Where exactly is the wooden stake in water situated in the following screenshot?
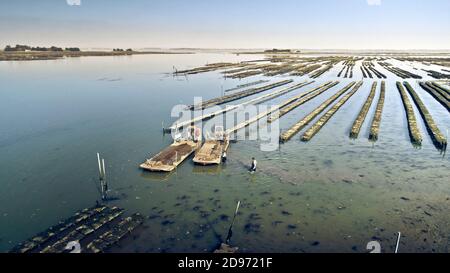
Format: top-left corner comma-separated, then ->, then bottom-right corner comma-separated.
101,158 -> 108,200
97,153 -> 103,180
395,232 -> 401,253
102,159 -> 106,180
225,201 -> 241,244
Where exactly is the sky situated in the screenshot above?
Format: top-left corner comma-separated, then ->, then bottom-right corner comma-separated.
1,0 -> 450,50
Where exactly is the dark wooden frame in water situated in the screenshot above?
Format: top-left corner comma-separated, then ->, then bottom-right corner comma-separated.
86,213 -> 144,253
40,207 -> 124,253
8,205 -> 146,254
9,205 -> 109,253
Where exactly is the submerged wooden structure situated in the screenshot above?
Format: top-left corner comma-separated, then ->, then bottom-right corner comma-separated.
369,81 -> 386,141
86,213 -> 144,253
403,82 -> 447,150
175,62 -> 249,75
279,81 -> 357,142
223,82 -> 338,135
396,82 -> 422,146
301,81 -> 364,141
10,205 -> 143,253
10,206 -> 108,253
349,82 -> 377,139
40,207 -> 124,253
167,81 -> 313,132
224,80 -> 269,92
268,81 -> 339,123
188,79 -> 292,110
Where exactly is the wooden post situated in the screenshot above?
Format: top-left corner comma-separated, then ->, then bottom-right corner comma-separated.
97,153 -> 103,179
101,158 -> 107,201
225,201 -> 241,244
395,232 -> 401,253
102,159 -> 106,180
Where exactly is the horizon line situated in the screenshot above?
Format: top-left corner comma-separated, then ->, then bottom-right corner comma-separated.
2,45 -> 450,52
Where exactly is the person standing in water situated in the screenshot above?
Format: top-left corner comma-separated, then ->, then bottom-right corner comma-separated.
249,157 -> 257,172
222,151 -> 227,163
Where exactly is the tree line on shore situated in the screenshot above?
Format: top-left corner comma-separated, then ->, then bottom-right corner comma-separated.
113,48 -> 133,52
2,45 -> 134,52
4,44 -> 81,52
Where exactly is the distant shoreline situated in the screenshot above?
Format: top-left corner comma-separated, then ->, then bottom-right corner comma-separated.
1,48 -> 449,62
0,50 -> 194,61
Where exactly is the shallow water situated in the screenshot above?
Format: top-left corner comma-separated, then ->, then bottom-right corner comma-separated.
0,53 -> 449,253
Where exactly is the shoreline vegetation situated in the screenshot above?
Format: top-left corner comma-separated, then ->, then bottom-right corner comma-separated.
0,44 -> 193,61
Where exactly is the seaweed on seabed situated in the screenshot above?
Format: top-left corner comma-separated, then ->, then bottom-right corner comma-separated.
248,213 -> 262,220
244,223 -> 261,234
177,195 -> 190,200
161,220 -> 175,226
199,211 -> 210,218
281,210 -> 292,216
272,220 -> 283,226
148,214 -> 161,220
322,159 -> 333,167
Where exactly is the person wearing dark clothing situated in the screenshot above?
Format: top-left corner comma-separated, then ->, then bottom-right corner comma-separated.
222,151 -> 227,163
249,157 -> 257,172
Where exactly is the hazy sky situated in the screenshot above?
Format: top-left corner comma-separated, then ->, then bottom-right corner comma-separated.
1,0 -> 450,50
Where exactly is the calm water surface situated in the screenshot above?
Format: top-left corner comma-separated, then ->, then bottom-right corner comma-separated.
0,54 -> 449,253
